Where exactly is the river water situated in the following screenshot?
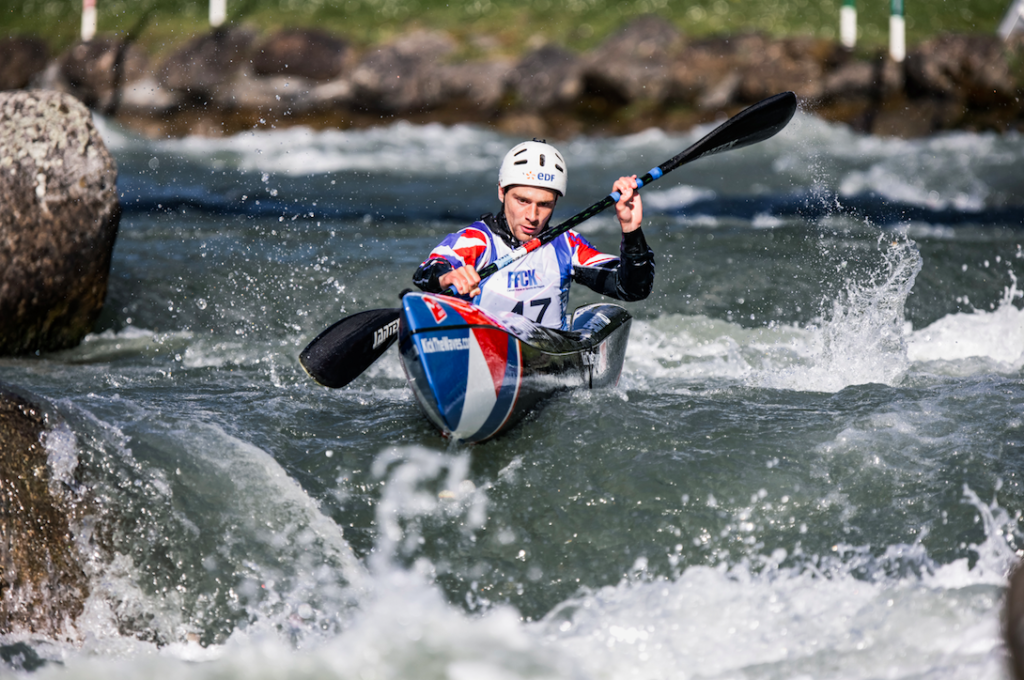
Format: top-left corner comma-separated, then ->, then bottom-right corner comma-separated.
2,109 -> 1023,678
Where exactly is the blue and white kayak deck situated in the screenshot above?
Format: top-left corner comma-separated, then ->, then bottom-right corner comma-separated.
398,292 -> 632,443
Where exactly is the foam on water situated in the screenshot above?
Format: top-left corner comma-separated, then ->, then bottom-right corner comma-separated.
9,408 -> 371,666
625,235 -> 925,393
772,114 -> 1022,212
95,117 -> 506,177
25,112 -> 1019,680
908,271 -> 1024,370
15,446 -> 1018,680
641,184 -> 718,213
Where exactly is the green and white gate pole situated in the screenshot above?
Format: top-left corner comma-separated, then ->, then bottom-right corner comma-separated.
210,0 -> 226,27
840,0 -> 857,48
889,0 -> 906,62
81,0 -> 96,40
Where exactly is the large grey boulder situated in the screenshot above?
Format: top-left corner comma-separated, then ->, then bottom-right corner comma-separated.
0,90 -> 119,355
0,383 -> 88,636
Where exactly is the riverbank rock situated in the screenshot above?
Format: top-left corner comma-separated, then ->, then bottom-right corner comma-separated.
0,36 -> 49,90
46,37 -> 149,115
252,27 -> 353,81
159,27 -> 255,103
0,90 -> 120,356
0,384 -> 88,637
438,59 -> 512,114
509,44 -> 582,111
906,33 -> 1018,104
349,30 -> 457,113
7,25 -> 1023,137
581,15 -> 684,107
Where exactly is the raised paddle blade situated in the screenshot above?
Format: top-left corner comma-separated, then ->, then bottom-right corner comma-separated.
661,91 -> 797,172
299,308 -> 401,388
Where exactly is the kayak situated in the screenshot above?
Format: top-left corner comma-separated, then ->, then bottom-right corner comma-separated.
398,291 -> 632,443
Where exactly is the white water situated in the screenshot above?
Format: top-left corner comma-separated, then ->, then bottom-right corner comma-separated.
11,442 -> 1017,680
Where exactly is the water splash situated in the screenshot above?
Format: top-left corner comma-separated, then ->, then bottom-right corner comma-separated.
752,234 -> 923,392
908,270 -> 1024,369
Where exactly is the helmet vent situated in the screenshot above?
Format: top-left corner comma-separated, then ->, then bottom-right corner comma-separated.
539,154 -> 546,167
513,159 -> 527,166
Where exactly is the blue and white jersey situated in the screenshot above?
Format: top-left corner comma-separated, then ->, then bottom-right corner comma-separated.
422,220 -> 619,329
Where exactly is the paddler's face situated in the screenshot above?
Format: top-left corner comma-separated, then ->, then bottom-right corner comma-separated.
499,185 -> 559,242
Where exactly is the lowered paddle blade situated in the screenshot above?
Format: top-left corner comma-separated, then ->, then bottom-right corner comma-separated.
299,308 -> 401,388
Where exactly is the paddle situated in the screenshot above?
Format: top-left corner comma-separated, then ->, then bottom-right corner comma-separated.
299,91 -> 798,388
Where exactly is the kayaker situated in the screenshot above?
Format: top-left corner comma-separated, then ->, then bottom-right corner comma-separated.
412,140 -> 654,329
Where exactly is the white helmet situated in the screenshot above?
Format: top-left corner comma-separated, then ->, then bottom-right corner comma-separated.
498,139 -> 567,196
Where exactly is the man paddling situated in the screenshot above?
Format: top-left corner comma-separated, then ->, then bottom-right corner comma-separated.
412,140 -> 655,330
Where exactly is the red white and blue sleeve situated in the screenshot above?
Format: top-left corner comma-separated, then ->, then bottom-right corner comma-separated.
569,228 -> 655,301
413,225 -> 491,293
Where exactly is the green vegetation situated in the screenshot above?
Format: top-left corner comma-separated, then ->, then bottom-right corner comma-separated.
2,0 -> 1011,59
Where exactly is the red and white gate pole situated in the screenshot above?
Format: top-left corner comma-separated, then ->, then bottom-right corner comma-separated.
81,0 -> 97,41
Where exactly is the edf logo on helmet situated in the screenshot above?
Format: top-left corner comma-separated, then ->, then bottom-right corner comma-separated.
523,170 -> 558,183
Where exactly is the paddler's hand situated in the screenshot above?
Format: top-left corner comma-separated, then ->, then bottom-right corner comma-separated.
613,175 -> 643,234
439,265 -> 482,297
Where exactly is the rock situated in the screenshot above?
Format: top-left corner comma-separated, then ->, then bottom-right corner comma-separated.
1008,561 -> 1024,680
439,60 -> 512,113
13,25 -> 1022,138
581,15 -> 683,106
668,34 -> 764,109
252,27 -> 352,82
0,90 -> 120,355
52,37 -> 149,114
217,69 -> 314,111
159,27 -> 255,102
0,36 -> 49,90
349,30 -> 456,113
823,59 -> 877,99
698,71 -> 743,111
118,76 -> 180,112
868,97 -> 966,137
906,33 -> 1018,105
509,44 -> 582,111
308,78 -> 355,107
0,383 -> 88,637
737,36 -> 839,103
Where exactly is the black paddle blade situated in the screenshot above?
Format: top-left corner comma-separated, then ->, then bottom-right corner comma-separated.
299,308 -> 401,388
663,91 -> 797,172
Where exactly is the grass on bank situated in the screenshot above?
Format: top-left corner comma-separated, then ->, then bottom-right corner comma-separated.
1,0 -> 1013,61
